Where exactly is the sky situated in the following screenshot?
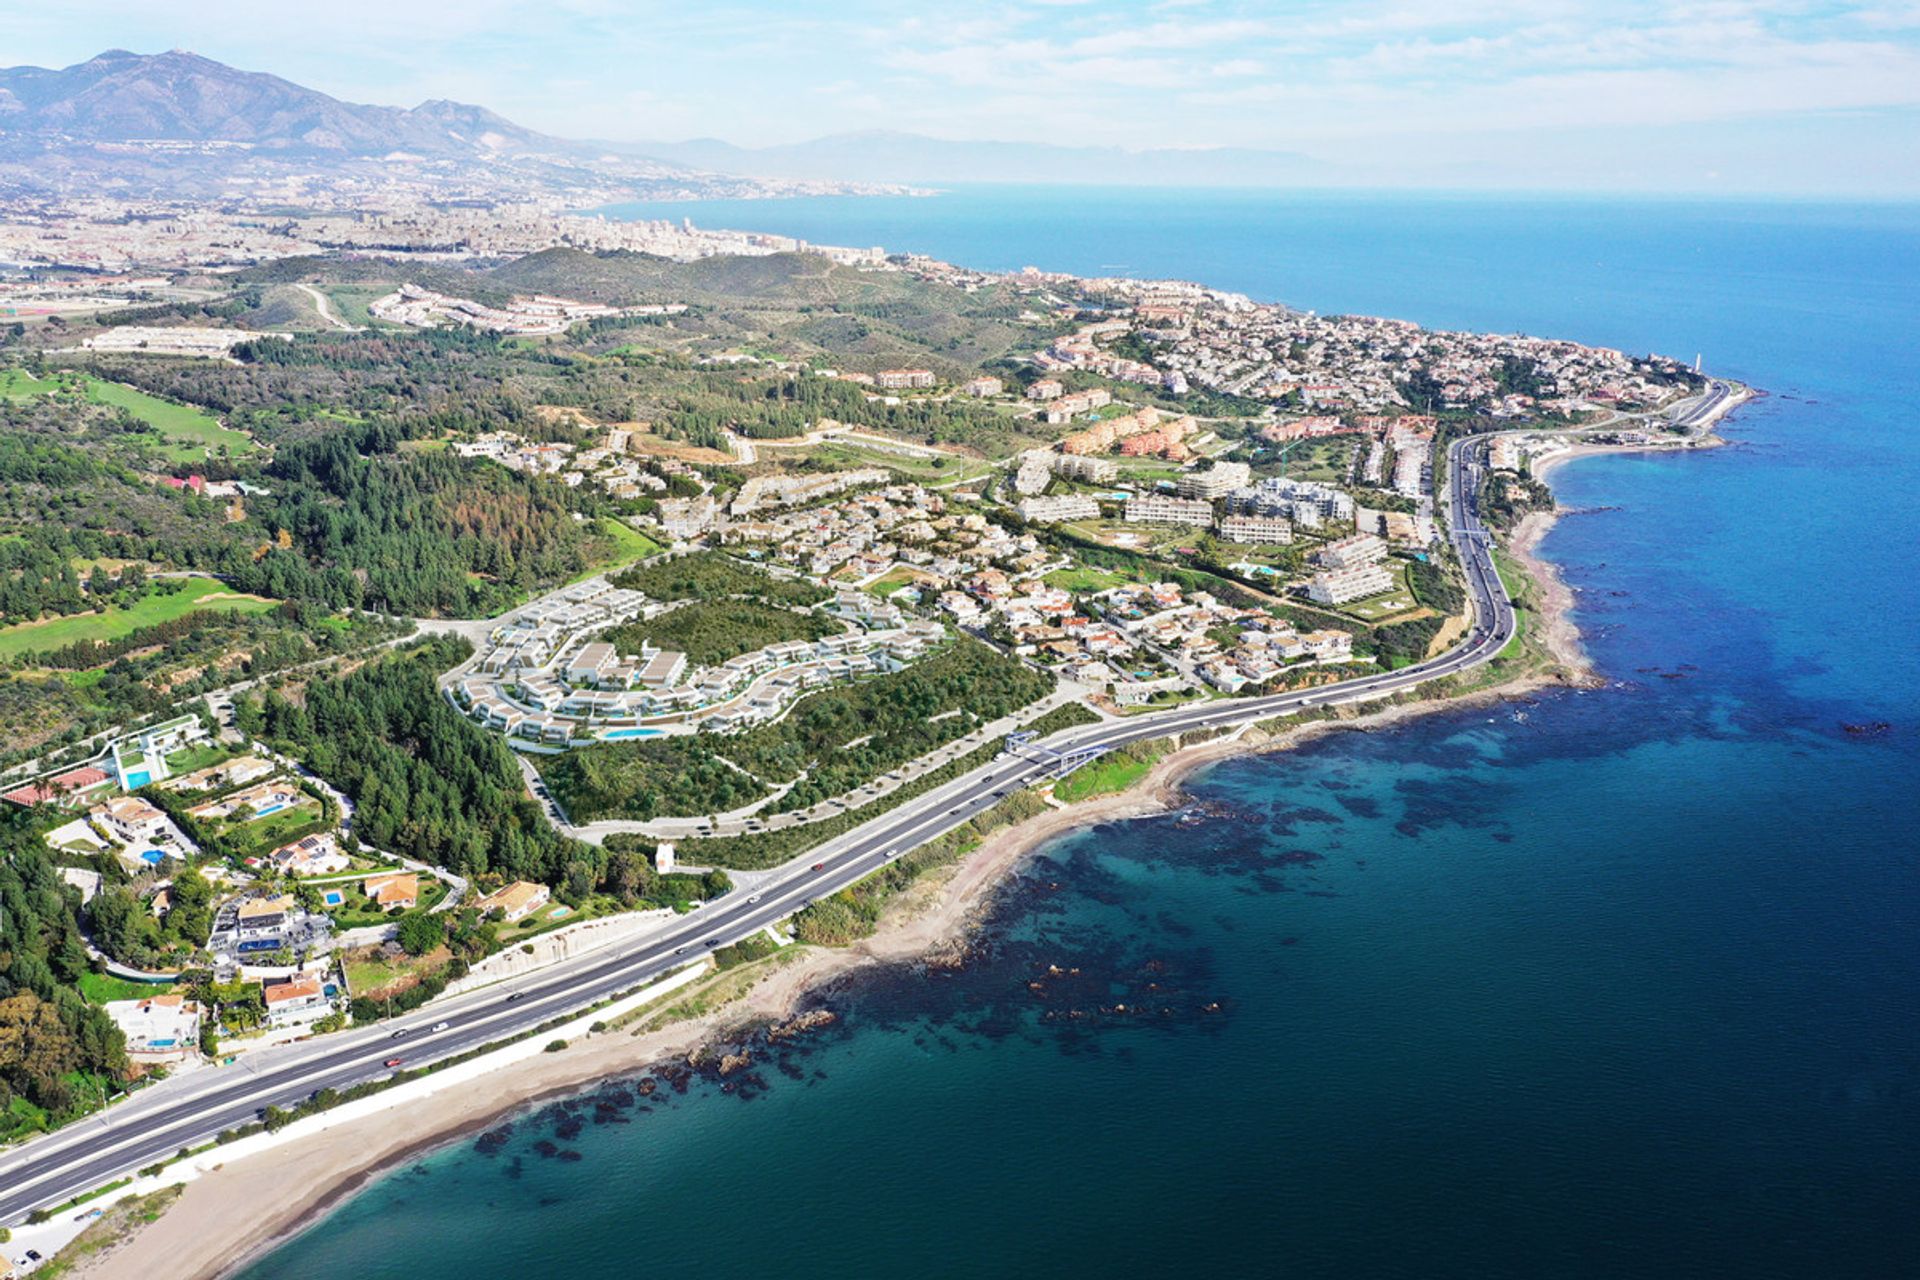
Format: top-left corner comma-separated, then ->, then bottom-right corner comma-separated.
4,0 -> 1919,194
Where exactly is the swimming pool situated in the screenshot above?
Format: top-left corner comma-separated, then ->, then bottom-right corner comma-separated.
140,849 -> 167,865
123,770 -> 152,790
322,890 -> 345,907
251,802 -> 288,817
146,1038 -> 176,1050
601,728 -> 661,740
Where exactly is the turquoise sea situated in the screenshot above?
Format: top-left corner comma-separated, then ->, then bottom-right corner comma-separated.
241,191 -> 1920,1279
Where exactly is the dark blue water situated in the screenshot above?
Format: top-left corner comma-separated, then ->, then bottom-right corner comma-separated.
241,193 -> 1920,1279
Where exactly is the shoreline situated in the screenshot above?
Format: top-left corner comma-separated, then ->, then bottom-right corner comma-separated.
65,408 -> 1741,1280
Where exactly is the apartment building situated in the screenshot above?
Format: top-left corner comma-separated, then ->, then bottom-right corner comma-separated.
1124,494 -> 1215,526
1307,563 -> 1395,605
1216,514 -> 1293,544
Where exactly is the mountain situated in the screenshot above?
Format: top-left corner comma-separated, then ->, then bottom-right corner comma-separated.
0,49 -> 557,157
0,50 -> 889,201
627,130 -> 1334,188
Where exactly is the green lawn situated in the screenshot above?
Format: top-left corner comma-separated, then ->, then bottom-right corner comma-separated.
604,598 -> 836,666
1045,565 -> 1139,593
0,368 -> 63,398
84,379 -> 256,460
0,578 -> 280,659
1053,741 -> 1166,803
592,518 -> 666,567
78,972 -> 174,1005
862,567 -> 930,597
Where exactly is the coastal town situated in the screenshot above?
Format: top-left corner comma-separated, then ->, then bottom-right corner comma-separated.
0,147 -> 1728,1278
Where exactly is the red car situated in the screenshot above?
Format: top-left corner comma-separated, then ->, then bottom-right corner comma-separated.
811,862 -> 826,871
384,1057 -> 405,1068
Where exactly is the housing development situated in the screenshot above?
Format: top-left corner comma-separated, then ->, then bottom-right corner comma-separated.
0,161 -> 1720,1265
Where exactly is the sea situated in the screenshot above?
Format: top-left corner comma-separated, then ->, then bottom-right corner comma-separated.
239,189 -> 1920,1279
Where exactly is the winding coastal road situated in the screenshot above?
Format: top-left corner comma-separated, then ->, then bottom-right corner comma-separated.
0,388 -> 1734,1227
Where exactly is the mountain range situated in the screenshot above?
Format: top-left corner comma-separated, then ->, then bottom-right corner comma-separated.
0,49 -> 886,201
0,49 -> 1329,203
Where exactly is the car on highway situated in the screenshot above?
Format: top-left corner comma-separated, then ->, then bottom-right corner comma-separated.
811,862 -> 826,871
673,945 -> 688,953
390,1028 -> 410,1039
430,1021 -> 450,1033
748,894 -> 761,904
384,1057 -> 405,1068
504,992 -> 524,1003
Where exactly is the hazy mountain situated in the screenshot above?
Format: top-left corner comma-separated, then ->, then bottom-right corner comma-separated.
628,130 -> 1333,188
0,50 -> 893,201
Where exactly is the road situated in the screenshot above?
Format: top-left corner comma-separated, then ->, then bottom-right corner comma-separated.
0,427 -> 1522,1226
292,283 -> 361,332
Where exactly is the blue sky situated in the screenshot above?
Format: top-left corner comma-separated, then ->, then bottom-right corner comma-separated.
5,0 -> 1919,193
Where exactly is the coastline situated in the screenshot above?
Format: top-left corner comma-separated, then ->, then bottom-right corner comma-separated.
64,408 -> 1742,1280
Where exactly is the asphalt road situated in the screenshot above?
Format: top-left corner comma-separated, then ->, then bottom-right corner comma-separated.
0,428 -> 1526,1226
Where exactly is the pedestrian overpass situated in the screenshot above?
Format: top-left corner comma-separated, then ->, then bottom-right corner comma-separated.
1002,729 -> 1110,779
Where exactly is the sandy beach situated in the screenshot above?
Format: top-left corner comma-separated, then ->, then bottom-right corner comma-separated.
62,406 -> 1746,1280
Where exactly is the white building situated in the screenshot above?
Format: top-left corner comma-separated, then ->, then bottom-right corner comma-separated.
105,994 -> 202,1062
1216,514 -> 1293,544
1177,461 -> 1252,500
1315,533 -> 1388,571
1017,495 -> 1102,524
1124,494 -> 1215,526
1307,564 -> 1395,605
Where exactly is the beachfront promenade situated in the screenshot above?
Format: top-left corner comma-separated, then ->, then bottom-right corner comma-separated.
0,385 -> 1736,1228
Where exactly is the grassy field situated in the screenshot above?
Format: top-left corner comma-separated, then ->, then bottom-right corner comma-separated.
84,379 -> 256,460
1053,740 -> 1167,803
862,566 -> 933,597
0,578 -> 279,659
593,518 -> 666,566
77,972 -> 174,1005
1044,564 -> 1140,593
319,284 -> 400,328
802,440 -> 996,485
0,368 -> 63,397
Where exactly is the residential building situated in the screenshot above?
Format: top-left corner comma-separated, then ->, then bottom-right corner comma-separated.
261,973 -> 331,1027
1026,378 -> 1064,400
1177,461 -> 1252,500
1124,494 -> 1215,526
1315,533 -> 1388,571
1216,514 -> 1293,544
270,833 -> 349,877
91,796 -> 168,846
475,879 -> 550,922
1017,495 -> 1101,524
962,376 -> 1004,397
875,368 -> 936,390
364,872 -> 420,910
105,993 -> 202,1063
1307,564 -> 1395,605
1052,453 -> 1117,484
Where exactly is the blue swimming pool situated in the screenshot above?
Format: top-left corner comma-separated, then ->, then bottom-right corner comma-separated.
140,849 -> 166,865
123,770 -> 152,790
322,890 -> 345,907
601,728 -> 661,740
146,1038 -> 176,1049
252,802 -> 287,817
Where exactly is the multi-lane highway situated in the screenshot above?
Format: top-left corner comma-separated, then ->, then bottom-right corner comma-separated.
0,426 -> 1531,1226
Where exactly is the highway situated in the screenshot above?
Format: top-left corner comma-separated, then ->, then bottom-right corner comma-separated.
0,427 -> 1523,1226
